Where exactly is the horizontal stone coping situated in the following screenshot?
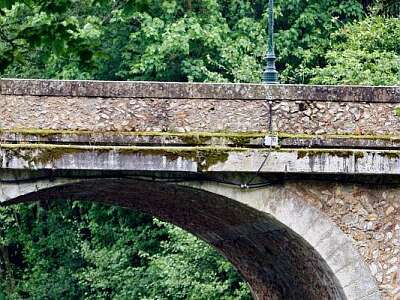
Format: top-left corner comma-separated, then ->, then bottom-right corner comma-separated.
1,79 -> 400,102
2,130 -> 400,149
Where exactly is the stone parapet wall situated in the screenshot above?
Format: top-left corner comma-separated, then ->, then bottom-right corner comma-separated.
273,101 -> 400,135
0,95 -> 266,132
1,96 -> 400,135
1,79 -> 400,135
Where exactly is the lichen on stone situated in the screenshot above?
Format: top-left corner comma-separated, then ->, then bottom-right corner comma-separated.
0,144 -> 240,171
296,149 -> 365,159
377,151 -> 400,159
394,107 -> 400,118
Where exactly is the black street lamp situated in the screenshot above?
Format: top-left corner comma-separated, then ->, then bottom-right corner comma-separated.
262,0 -> 279,84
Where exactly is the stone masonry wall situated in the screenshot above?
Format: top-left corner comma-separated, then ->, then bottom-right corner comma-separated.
288,182 -> 400,299
1,96 -> 400,135
1,79 -> 400,135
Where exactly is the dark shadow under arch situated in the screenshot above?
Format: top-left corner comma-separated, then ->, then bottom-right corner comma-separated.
4,178 -> 346,300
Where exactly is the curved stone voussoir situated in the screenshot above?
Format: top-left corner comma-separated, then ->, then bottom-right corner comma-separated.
184,181 -> 381,300
0,177 -> 358,300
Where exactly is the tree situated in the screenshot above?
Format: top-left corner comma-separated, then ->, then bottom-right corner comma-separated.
0,200 -> 251,299
1,0 -> 365,83
311,16 -> 400,85
374,0 -> 400,17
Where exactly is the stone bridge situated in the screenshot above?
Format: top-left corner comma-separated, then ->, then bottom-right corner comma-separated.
0,79 -> 399,300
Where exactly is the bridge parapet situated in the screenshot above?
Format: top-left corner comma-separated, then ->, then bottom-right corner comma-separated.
2,79 -> 400,176
1,79 -> 400,136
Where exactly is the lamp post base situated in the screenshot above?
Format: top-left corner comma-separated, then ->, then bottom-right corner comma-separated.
263,69 -> 279,84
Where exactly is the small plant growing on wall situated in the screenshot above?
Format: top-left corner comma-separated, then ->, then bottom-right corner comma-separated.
394,106 -> 400,117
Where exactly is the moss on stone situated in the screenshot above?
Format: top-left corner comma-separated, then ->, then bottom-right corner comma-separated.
378,152 -> 400,159
4,129 -> 259,137
196,148 -> 230,171
394,107 -> 400,118
278,132 -> 400,141
3,129 -> 400,145
178,134 -> 212,146
226,136 -> 253,147
297,149 -> 365,159
116,147 -> 191,162
1,144 -> 239,170
117,146 -> 234,170
354,152 -> 365,159
4,145 -> 85,166
0,129 -> 267,147
7,128 -> 92,138
35,148 -> 85,164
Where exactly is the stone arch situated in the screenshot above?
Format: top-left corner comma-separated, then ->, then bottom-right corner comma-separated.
0,177 -> 379,299
184,181 -> 381,300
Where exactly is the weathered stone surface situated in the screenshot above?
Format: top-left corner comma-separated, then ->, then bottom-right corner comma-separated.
0,175 -> 370,300
283,182 -> 400,300
3,130 -> 400,149
3,145 -> 400,176
1,79 -> 400,102
1,80 -> 400,135
2,79 -> 400,299
5,175 -> 396,299
2,95 -> 400,134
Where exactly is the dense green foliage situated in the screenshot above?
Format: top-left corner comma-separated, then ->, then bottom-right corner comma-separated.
1,0 -> 365,83
0,201 -> 250,299
312,16 -> 400,85
0,0 -> 399,299
373,0 -> 400,17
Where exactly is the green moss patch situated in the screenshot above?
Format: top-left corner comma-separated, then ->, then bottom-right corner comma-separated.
377,151 -> 400,159
278,132 -> 400,142
0,144 -> 242,170
2,129 -> 400,147
296,149 -> 365,159
395,107 -> 400,118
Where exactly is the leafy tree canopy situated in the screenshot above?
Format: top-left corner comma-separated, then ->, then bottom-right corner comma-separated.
1,0 -> 364,83
0,201 -> 251,299
311,16 -> 400,85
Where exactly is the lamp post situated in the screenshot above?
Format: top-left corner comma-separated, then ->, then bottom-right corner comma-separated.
262,0 -> 279,84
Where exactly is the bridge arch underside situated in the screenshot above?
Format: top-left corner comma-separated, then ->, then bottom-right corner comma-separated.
2,178 -> 349,300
